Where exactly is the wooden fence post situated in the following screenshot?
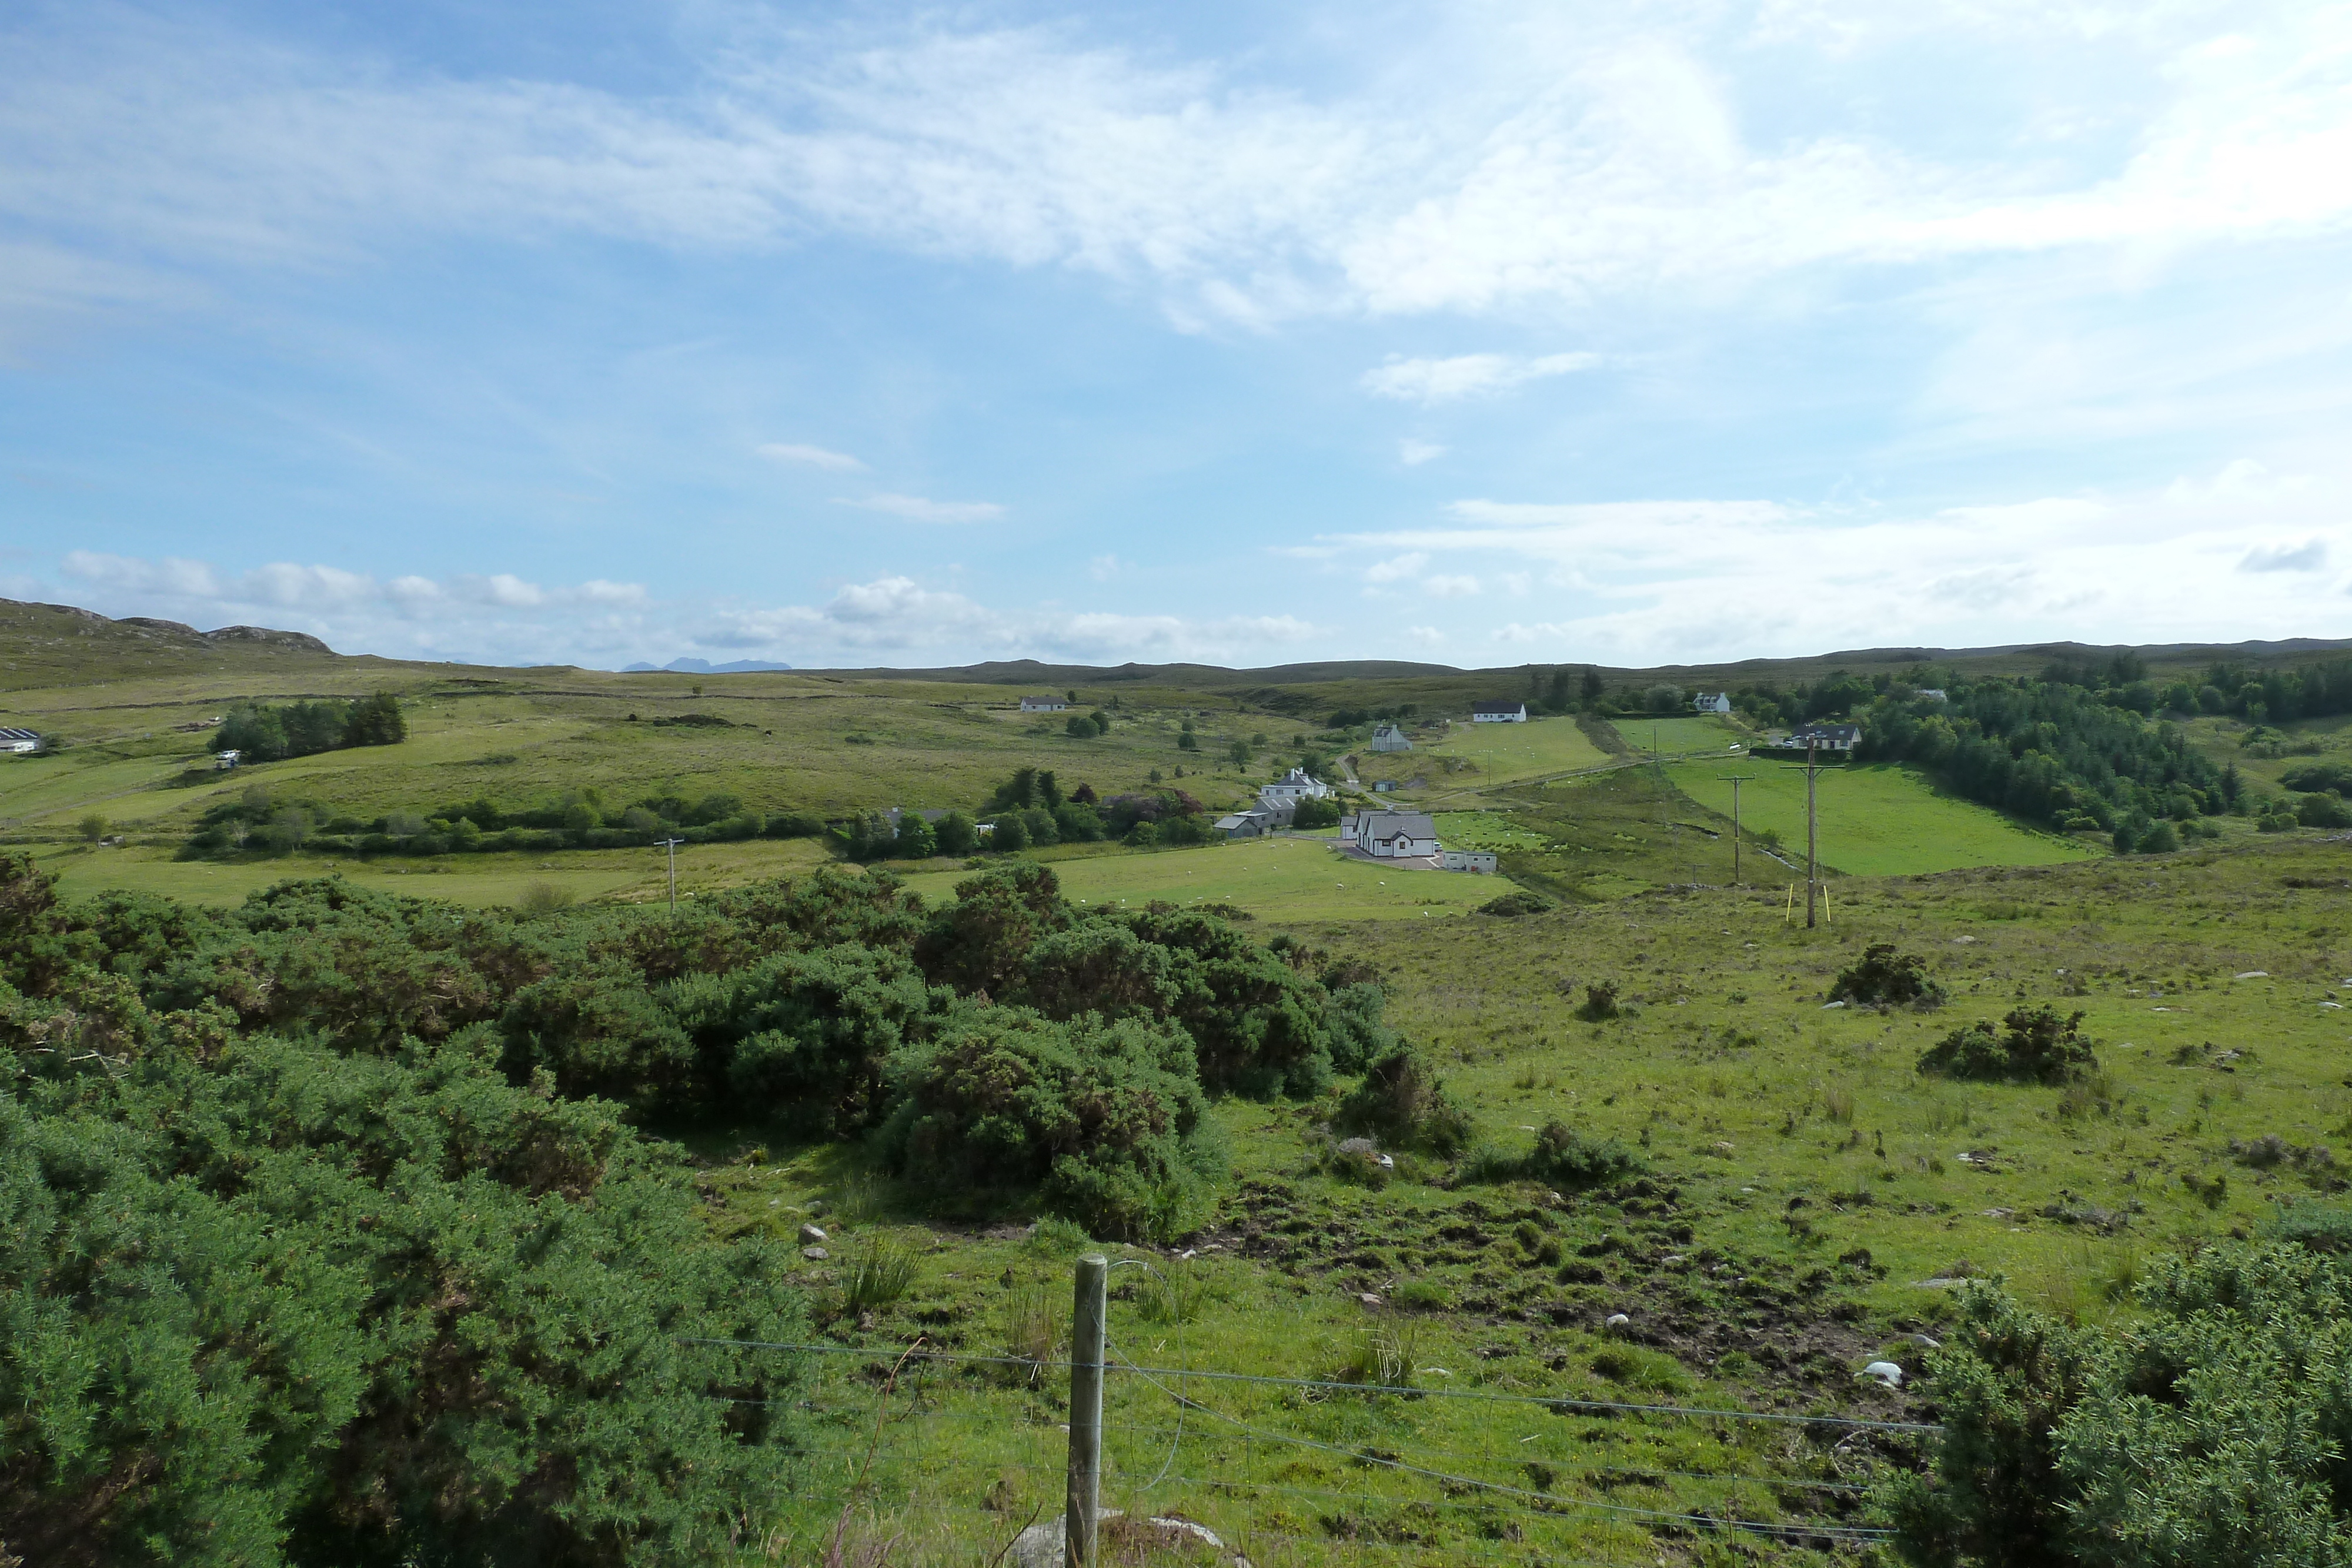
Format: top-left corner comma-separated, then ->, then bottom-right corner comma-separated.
1066,1253 -> 1108,1567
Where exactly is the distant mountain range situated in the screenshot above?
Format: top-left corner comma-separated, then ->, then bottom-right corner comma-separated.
618,657 -> 796,674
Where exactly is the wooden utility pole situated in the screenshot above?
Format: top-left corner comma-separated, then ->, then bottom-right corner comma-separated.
1065,1254 -> 1108,1567
654,837 -> 684,913
1725,774 -> 1753,886
1806,741 -> 1820,928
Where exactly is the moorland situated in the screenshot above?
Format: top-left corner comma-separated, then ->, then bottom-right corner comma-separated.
8,596 -> 2352,1567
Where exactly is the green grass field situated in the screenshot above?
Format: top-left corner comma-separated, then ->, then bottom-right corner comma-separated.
1603,713 -> 1750,757
893,834 -> 1501,920
706,833 -> 2352,1563
1672,758 -> 2098,878
34,835 -> 834,908
1404,715 -> 1612,786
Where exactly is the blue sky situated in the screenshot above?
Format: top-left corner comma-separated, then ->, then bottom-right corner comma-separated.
4,1 -> 2350,670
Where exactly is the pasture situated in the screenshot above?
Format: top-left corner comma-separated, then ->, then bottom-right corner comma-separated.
1404,714 -> 1613,787
1671,757 -> 2098,878
892,833 -> 1501,920
1605,713 -> 1750,757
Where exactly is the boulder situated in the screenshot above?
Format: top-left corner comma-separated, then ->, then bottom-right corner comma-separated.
798,1222 -> 828,1245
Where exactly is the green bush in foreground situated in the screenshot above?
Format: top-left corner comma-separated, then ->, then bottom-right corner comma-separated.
1918,1005 -> 2096,1084
1881,1238 -> 2352,1567
1464,1119 -> 1642,1190
1332,1047 -> 1472,1156
1829,942 -> 1946,1008
1,984 -> 800,1568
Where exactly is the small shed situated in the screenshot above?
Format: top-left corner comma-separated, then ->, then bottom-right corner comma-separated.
1216,810 -> 1274,840
1441,850 -> 1498,874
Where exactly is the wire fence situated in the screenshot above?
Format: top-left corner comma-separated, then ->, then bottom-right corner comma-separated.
697,1282 -> 1929,1567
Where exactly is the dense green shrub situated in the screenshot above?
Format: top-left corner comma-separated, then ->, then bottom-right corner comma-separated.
1332,1047 -> 1472,1155
877,1006 -> 1221,1241
1,980 -> 799,1568
1478,890 -> 1555,917
212,693 -> 406,763
1882,1245 -> 2352,1567
1830,943 -> 1946,1008
1464,1119 -> 1642,1189
1919,1006 -> 2096,1084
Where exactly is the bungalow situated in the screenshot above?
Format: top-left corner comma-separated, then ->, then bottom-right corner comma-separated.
1471,701 -> 1528,724
1440,849 -> 1498,874
1692,692 -> 1733,715
1368,724 -> 1412,753
1355,810 -> 1439,859
1259,767 -> 1331,807
1785,723 -> 1863,753
1018,695 -> 1068,712
0,727 -> 38,755
1216,809 -> 1275,840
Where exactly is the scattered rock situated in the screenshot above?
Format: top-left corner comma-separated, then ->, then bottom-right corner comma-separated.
1603,1312 -> 1631,1330
1822,1000 -> 1847,1010
797,1223 -> 828,1245
1358,1292 -> 1384,1308
804,1199 -> 829,1217
1915,1277 -> 1966,1289
1859,1360 -> 1904,1388
1906,1333 -> 1943,1349
2236,971 -> 2270,980
1980,1208 -> 2014,1219
1953,935 -> 1978,945
801,1246 -> 828,1261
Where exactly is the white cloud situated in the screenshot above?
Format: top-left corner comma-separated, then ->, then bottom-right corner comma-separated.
2166,457 -> 2315,504
758,442 -> 866,472
1088,554 -> 1122,581
16,5 -> 2352,336
837,493 -> 1007,524
1398,438 -> 1447,465
1403,624 -> 1446,647
2241,539 -> 2328,572
1362,551 -> 1427,583
1425,574 -> 1481,597
1361,352 -> 1601,404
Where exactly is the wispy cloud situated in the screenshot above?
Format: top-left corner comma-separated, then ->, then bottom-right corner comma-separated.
1398,438 -> 1447,464
1362,551 -> 1427,583
836,493 -> 1006,524
757,442 -> 866,471
2241,539 -> 2328,573
1361,352 -> 1601,404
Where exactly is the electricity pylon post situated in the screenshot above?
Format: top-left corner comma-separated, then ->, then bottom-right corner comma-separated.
654,837 -> 684,914
1725,774 -> 1754,887
1778,739 -> 1832,928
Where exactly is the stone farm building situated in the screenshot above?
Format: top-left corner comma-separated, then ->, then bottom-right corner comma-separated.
1018,695 -> 1068,712
1368,724 -> 1412,753
1471,701 -> 1528,723
1344,810 -> 1439,858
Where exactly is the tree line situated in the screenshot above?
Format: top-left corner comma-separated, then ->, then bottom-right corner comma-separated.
183,784 -> 824,858
211,693 -> 406,762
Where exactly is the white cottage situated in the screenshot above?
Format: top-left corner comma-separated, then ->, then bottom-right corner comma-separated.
1259,767 -> 1331,808
1471,701 -> 1527,724
1354,810 -> 1438,858
1018,695 -> 1068,712
1691,692 -> 1733,715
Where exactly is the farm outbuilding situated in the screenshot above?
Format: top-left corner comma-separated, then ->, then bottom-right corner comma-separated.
0,727 -> 39,754
1441,850 -> 1498,874
1368,724 -> 1412,752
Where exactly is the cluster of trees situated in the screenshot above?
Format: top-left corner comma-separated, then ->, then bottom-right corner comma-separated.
184,784 -> 823,858
1842,680 -> 2234,851
211,693 -> 406,763
1065,707 -> 1115,738
846,771 -> 1215,862
2047,652 -> 2352,727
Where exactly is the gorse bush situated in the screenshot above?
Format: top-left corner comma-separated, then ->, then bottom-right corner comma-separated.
1829,944 -> 1945,1009
1332,1047 -> 1472,1156
1880,1242 -> 2352,1567
1464,1119 -> 1643,1190
1919,1006 -> 2097,1085
0,845 -> 1399,1558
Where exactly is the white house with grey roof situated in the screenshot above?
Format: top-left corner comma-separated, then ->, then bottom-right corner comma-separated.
1259,768 -> 1331,810
1346,810 -> 1439,858
1018,694 -> 1068,712
1471,701 -> 1527,723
